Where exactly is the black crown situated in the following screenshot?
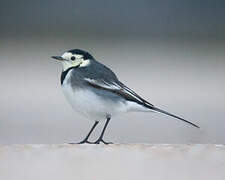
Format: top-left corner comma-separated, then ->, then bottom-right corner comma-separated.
68,49 -> 94,60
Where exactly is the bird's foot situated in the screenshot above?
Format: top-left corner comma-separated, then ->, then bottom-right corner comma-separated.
69,139 -> 94,144
94,138 -> 113,145
68,139 -> 113,145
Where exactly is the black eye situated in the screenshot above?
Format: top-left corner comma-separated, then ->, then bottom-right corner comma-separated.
71,56 -> 76,60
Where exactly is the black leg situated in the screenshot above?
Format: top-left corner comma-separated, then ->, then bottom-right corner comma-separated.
70,121 -> 99,144
94,117 -> 113,145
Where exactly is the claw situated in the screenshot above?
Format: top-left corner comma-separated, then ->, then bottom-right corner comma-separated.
68,139 -> 113,145
94,139 -> 113,145
68,140 -> 94,144
77,140 -> 94,144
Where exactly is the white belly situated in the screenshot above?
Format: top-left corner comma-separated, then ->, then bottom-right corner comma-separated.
61,83 -> 131,121
61,70 -> 150,121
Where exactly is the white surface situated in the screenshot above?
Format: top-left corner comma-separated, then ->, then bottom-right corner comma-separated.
0,144 -> 224,180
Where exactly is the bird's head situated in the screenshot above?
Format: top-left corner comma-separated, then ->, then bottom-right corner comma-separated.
52,49 -> 94,71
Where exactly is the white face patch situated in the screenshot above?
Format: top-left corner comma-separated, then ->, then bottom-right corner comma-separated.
61,52 -> 73,60
61,52 -> 83,60
60,52 -> 91,71
80,60 -> 90,67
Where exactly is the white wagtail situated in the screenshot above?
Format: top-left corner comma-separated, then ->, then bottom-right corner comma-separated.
52,49 -> 199,144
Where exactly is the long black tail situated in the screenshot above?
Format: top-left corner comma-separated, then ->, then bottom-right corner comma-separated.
145,105 -> 200,128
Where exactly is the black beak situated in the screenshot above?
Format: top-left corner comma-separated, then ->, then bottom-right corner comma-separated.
51,56 -> 64,61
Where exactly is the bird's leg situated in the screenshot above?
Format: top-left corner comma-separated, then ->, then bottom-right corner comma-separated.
94,117 -> 113,145
70,121 -> 99,144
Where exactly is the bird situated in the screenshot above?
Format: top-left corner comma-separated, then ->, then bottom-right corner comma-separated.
51,49 -> 199,144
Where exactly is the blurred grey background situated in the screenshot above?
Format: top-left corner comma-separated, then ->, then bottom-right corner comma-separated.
0,0 -> 225,144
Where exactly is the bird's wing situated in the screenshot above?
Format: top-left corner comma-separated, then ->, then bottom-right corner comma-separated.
84,78 -> 153,107
118,81 -> 154,106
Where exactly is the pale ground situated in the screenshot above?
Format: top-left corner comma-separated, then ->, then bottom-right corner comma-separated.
0,144 -> 225,180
